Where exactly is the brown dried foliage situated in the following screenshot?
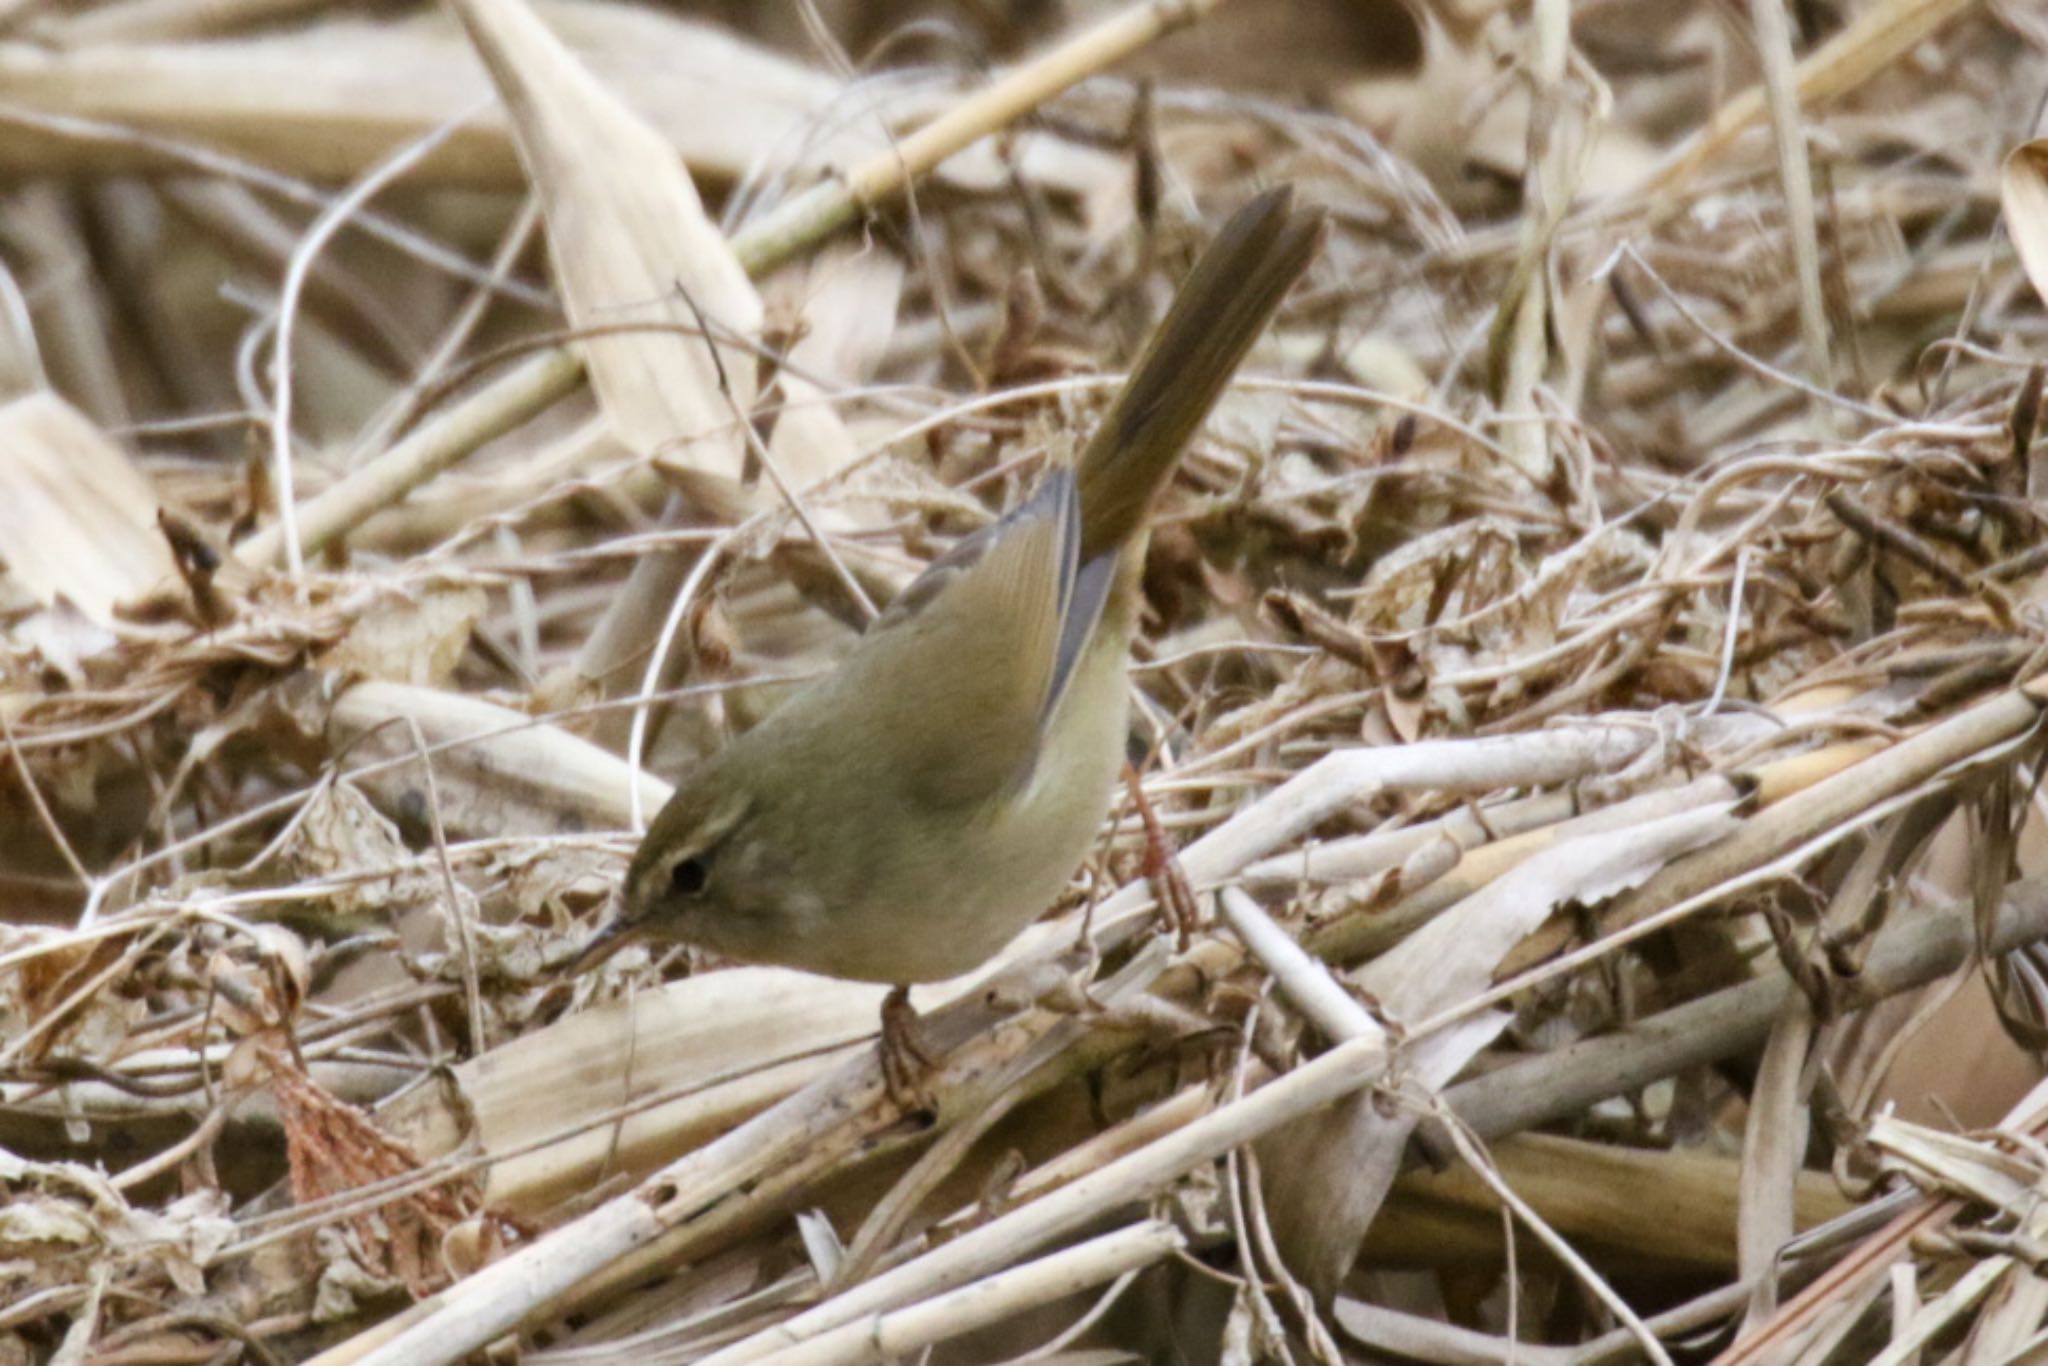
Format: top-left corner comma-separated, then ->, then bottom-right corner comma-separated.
7,1 -> 2048,1362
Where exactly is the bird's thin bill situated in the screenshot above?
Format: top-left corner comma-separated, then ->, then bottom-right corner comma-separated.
568,914 -> 641,973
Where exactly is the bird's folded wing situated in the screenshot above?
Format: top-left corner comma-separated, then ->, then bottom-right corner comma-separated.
857,467 -> 1080,806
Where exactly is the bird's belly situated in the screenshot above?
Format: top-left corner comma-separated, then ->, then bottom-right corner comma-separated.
698,614 -> 1133,986
728,733 -> 1122,984
784,795 -> 1110,983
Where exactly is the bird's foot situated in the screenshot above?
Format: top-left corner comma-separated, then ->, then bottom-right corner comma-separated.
1122,764 -> 1199,950
878,985 -> 935,1116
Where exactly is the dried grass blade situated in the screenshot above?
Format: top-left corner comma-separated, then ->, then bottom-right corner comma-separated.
728,1221 -> 1184,1366
317,677 -> 671,837
0,391 -> 176,623
1632,0 -> 1982,205
381,967 -> 884,1217
0,7 -> 855,190
2000,139 -> 2048,314
764,243 -> 904,490
1737,993 -> 1815,1329
1261,801 -> 1738,1298
449,0 -> 760,507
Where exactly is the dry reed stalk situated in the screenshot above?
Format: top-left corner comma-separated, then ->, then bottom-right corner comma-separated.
11,0 -> 2048,1360
1630,0 -> 1987,207
232,0 -> 1220,588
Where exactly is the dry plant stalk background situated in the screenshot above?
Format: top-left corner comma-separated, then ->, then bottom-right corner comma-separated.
8,0 -> 2048,1361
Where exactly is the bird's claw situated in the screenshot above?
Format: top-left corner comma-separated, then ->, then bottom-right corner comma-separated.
879,985 -> 936,1116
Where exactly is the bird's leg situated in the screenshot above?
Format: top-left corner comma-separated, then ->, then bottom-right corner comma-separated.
1122,764 -> 1198,951
878,985 -> 935,1114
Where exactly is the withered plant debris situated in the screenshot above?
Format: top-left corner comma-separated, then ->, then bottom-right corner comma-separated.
7,1 -> 2048,1362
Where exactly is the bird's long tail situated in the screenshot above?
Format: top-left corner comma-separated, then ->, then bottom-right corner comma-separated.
1075,185 -> 1327,562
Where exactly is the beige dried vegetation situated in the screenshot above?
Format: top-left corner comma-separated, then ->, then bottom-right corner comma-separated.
5,0 -> 2048,1362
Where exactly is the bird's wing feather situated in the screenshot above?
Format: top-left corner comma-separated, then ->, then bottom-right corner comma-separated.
856,468 -> 1081,805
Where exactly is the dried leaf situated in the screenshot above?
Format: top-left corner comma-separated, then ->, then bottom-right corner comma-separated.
0,392 -> 175,624
317,580 -> 487,687
764,243 -> 904,490
452,0 -> 761,508
2002,139 -> 2048,314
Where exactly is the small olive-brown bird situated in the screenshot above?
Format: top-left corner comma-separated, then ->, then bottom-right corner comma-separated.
580,187 -> 1324,1090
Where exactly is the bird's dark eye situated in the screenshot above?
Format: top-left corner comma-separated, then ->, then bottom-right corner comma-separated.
670,855 -> 710,897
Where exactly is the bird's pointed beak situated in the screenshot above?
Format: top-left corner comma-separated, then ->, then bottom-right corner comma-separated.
568,910 -> 643,974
